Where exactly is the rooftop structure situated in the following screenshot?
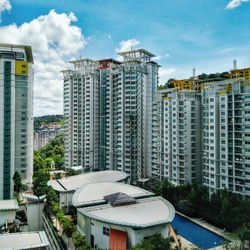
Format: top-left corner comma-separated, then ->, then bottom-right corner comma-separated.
104,192 -> 136,206
0,199 -> 19,211
72,182 -> 153,208
48,170 -> 128,192
0,43 -> 33,63
228,67 -> 250,79
117,48 -> 156,62
0,199 -> 19,226
0,231 -> 50,250
69,58 -> 98,73
78,196 -> 175,228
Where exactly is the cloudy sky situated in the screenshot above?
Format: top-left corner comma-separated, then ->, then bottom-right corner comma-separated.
0,0 -> 249,115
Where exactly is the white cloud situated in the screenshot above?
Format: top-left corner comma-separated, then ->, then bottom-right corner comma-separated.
159,67 -> 176,84
226,0 -> 249,9
0,9 -> 85,116
154,53 -> 170,61
115,39 -> 140,53
0,0 -> 11,21
154,55 -> 162,61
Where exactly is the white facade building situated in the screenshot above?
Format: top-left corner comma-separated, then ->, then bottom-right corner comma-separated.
152,88 -> 202,184
63,49 -> 159,183
202,78 -> 250,196
0,199 -> 19,226
63,59 -> 100,172
74,182 -> 175,249
0,43 -> 33,199
48,170 -> 128,207
33,128 -> 63,150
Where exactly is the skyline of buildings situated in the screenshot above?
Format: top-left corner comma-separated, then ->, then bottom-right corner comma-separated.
63,49 -> 250,197
0,42 -> 250,199
0,43 -> 34,200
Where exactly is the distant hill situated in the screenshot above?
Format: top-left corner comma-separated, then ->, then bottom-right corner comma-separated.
34,115 -> 64,132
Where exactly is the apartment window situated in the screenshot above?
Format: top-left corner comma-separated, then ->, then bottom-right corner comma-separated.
103,227 -> 110,236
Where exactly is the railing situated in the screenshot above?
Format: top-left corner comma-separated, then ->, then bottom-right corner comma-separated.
43,207 -> 67,250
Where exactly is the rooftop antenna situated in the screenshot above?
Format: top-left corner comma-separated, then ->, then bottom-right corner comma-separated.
192,68 -> 196,79
233,59 -> 237,70
192,68 -> 197,90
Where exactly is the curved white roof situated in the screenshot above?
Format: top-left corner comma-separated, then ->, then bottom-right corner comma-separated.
48,170 -> 128,192
72,182 -> 154,207
78,196 -> 175,228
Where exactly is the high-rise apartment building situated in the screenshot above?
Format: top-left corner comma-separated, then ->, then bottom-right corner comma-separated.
63,49 -> 159,183
152,88 -> 202,184
202,78 -> 250,197
0,43 -> 33,199
63,59 -> 100,172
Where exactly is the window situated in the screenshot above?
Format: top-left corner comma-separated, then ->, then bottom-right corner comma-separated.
103,227 -> 110,236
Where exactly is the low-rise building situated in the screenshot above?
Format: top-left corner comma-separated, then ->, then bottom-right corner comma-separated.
72,181 -> 175,249
48,170 -> 128,207
0,231 -> 50,250
72,182 -> 154,208
49,170 -> 67,180
0,199 -> 19,226
33,128 -> 63,151
77,196 -> 175,249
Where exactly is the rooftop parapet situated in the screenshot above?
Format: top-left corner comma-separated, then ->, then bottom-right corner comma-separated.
117,48 -> 156,63
69,58 -> 99,74
0,43 -> 33,63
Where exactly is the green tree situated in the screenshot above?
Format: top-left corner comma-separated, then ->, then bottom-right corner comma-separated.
47,187 -> 59,205
131,234 -> 174,250
32,170 -> 49,196
72,231 -> 91,250
12,171 -> 22,193
237,223 -> 250,250
33,152 -> 45,172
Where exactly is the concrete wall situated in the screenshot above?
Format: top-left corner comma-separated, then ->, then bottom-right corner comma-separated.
59,191 -> 74,208
26,202 -> 44,231
77,215 -> 170,249
0,210 -> 16,225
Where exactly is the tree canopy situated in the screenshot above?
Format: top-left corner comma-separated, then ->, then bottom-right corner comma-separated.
131,234 -> 175,250
147,178 -> 250,233
33,133 -> 64,196
12,171 -> 23,193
